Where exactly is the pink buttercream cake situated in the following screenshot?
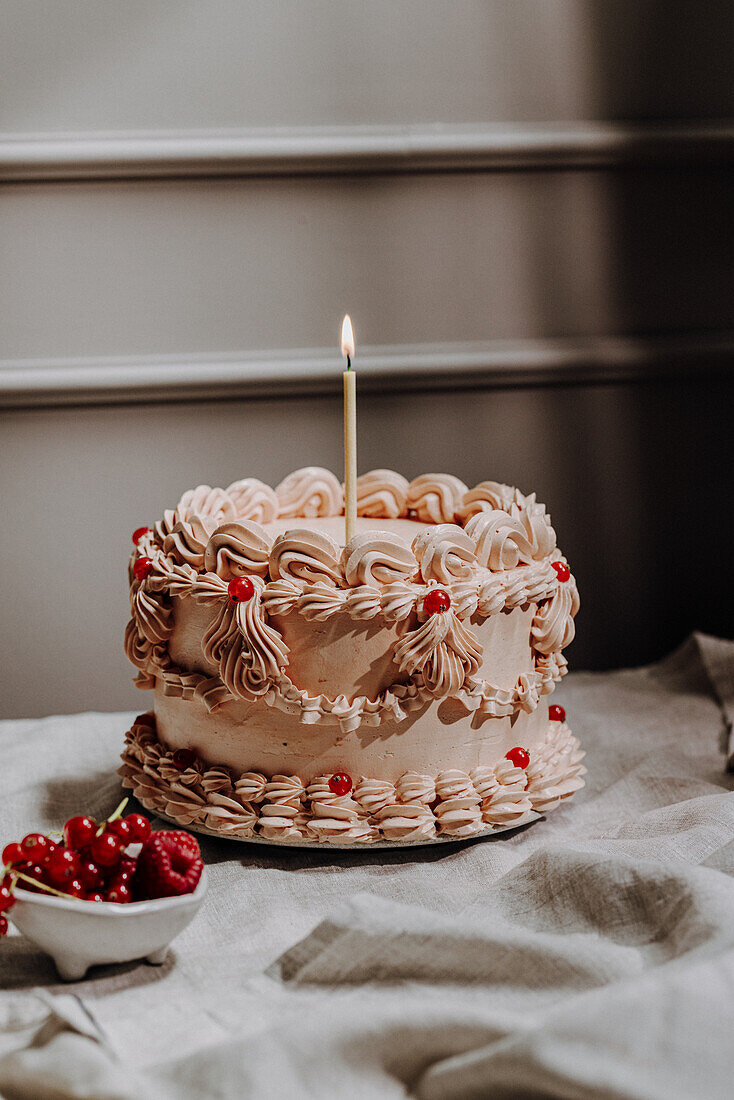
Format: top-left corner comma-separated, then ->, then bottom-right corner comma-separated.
120,468 -> 584,844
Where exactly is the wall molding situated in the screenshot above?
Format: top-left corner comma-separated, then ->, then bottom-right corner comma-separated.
1,121 -> 733,182
1,332 -> 731,409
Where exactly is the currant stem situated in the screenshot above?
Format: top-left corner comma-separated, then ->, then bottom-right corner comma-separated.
95,797 -> 129,836
13,872 -> 78,901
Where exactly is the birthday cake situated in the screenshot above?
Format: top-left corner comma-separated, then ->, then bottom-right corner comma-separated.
120,468 -> 583,844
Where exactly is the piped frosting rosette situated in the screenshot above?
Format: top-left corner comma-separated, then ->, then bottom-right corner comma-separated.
393,600 -> 483,697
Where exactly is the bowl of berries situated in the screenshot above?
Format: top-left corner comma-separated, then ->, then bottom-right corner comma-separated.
1,800 -> 207,980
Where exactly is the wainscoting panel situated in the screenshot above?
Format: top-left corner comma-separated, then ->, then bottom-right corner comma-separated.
3,167 -> 733,368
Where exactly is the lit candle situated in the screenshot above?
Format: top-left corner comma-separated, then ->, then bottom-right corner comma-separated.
341,314 -> 357,543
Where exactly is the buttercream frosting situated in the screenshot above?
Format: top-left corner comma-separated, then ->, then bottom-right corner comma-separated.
119,713 -> 584,844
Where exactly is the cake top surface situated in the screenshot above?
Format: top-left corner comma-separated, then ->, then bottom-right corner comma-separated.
145,465 -> 561,579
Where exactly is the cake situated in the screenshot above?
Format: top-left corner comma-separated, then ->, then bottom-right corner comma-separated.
120,467 -> 584,844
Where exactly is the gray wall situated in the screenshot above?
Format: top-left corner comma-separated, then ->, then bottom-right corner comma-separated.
1,1 -> 732,717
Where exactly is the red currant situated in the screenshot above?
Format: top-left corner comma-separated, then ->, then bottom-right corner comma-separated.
505,746 -> 530,769
551,561 -> 570,582
111,866 -> 134,884
132,526 -> 151,545
78,859 -> 103,890
40,842 -> 57,866
124,814 -> 151,843
90,832 -> 124,868
329,772 -> 353,797
172,748 -> 197,771
2,842 -> 23,866
108,818 -> 132,843
22,864 -> 47,890
548,704 -> 566,723
0,916 -> 7,936
86,892 -> 105,903
228,576 -> 255,603
65,879 -> 86,898
20,833 -> 51,861
424,588 -> 451,615
0,886 -> 15,912
106,883 -> 132,904
64,815 -> 97,850
46,847 -> 80,885
133,557 -> 153,581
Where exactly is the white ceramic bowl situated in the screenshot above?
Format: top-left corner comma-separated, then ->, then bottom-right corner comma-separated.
10,868 -> 208,980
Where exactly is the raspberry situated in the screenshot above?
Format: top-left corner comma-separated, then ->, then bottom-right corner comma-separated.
135,831 -> 203,900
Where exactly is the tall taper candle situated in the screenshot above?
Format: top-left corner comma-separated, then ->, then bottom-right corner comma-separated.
341,314 -> 357,543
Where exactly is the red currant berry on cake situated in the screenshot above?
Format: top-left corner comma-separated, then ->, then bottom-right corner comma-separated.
86,892 -> 105,903
0,886 -> 15,912
133,556 -> 154,581
132,526 -> 151,545
2,842 -> 23,866
64,815 -> 97,850
228,576 -> 255,603
124,814 -> 151,843
172,748 -> 197,771
548,704 -> 566,723
65,879 -> 86,898
46,847 -> 80,885
328,772 -> 353,797
90,832 -> 124,869
505,746 -> 530,769
0,916 -> 8,936
20,833 -> 51,861
424,588 -> 451,616
551,561 -> 570,582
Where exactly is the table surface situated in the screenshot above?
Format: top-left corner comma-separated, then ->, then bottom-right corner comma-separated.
1,632 -> 734,1099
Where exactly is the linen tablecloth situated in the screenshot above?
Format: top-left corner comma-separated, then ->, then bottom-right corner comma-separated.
1,633 -> 733,1099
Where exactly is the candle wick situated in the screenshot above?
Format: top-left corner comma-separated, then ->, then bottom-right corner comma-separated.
346,355 -> 351,371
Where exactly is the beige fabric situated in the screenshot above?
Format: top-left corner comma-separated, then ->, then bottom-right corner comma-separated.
1,633 -> 733,1099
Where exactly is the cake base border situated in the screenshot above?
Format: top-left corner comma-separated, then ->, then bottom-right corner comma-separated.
119,712 -> 586,848
147,809 -> 543,849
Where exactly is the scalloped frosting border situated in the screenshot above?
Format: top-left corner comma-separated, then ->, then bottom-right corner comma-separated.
125,468 -> 580,730
119,714 -> 586,844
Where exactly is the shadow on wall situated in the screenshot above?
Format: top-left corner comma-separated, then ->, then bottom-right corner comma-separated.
516,1 -> 734,668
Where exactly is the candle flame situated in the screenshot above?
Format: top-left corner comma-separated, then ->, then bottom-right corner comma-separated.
340,315 -> 355,361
